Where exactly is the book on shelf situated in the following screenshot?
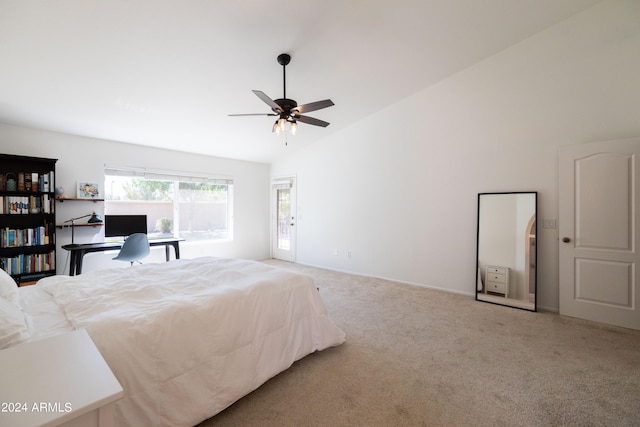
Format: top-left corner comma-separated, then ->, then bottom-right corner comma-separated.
7,229 -> 16,247
41,172 -> 49,192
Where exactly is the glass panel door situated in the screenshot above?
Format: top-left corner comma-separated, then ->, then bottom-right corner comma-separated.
272,176 -> 296,261
277,188 -> 291,251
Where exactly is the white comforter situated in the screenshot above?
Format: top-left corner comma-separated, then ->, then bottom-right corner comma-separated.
37,257 -> 345,427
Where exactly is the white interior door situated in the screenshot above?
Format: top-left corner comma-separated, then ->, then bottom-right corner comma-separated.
559,138 -> 640,330
271,176 -> 296,262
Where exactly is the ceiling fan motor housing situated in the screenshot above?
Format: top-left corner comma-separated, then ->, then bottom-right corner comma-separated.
273,98 -> 298,115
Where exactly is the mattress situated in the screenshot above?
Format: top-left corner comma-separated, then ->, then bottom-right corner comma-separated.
11,257 -> 346,426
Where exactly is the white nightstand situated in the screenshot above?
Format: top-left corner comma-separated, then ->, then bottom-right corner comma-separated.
0,329 -> 123,427
485,265 -> 510,297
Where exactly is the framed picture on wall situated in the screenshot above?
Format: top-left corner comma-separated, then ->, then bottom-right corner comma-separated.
77,181 -> 100,199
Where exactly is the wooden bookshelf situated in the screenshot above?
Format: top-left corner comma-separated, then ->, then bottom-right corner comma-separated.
0,154 -> 57,286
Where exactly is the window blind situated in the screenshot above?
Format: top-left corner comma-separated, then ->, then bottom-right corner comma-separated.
105,165 -> 233,185
272,177 -> 293,189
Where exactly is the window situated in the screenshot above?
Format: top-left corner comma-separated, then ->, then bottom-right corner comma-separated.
104,166 -> 233,242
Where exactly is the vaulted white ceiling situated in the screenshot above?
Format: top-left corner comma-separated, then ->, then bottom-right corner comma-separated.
0,0 -> 600,163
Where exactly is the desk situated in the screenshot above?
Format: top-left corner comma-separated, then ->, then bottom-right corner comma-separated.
62,238 -> 183,276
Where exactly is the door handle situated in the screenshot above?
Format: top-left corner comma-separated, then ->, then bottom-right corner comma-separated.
562,237 -> 571,243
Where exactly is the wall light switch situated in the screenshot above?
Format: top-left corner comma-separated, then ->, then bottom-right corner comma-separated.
543,219 -> 557,229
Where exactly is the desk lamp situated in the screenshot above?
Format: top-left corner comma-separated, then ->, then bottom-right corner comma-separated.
64,212 -> 103,246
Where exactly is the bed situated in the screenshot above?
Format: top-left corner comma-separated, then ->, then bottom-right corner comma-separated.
0,257 -> 345,426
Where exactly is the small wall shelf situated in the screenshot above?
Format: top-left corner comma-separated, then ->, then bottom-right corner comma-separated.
56,223 -> 103,229
56,197 -> 104,202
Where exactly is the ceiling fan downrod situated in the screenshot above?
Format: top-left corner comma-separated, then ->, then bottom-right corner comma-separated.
277,53 -> 290,100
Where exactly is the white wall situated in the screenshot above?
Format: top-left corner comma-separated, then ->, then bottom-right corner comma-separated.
0,124 -> 271,274
271,0 -> 640,311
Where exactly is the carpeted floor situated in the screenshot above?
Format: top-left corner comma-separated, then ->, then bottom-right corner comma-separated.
197,260 -> 640,426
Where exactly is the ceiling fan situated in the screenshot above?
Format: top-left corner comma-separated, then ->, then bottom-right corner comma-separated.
229,53 -> 334,135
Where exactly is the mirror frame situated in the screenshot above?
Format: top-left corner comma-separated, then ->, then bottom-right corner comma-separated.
475,191 -> 537,312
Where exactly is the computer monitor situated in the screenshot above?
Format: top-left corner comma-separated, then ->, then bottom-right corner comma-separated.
104,215 -> 148,238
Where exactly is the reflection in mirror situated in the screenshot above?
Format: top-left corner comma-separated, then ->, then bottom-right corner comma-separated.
476,192 -> 537,311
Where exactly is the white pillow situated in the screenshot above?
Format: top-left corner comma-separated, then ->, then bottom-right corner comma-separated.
0,269 -> 19,306
0,297 -> 30,350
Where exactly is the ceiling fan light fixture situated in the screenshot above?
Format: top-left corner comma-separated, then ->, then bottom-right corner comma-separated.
273,117 -> 292,136
278,117 -> 287,130
290,120 -> 297,136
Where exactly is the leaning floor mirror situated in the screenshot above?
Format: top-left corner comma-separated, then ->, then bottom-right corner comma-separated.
476,192 -> 537,311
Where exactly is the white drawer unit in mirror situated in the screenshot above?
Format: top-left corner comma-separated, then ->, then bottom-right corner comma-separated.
484,265 -> 509,297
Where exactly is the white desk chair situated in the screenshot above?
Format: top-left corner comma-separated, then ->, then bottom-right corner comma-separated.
112,233 -> 150,266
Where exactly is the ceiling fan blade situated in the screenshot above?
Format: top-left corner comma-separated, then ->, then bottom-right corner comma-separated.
295,114 -> 330,127
293,99 -> 334,114
252,90 -> 283,113
228,113 -> 277,117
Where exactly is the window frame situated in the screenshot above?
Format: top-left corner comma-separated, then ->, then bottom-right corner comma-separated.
104,165 -> 234,242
